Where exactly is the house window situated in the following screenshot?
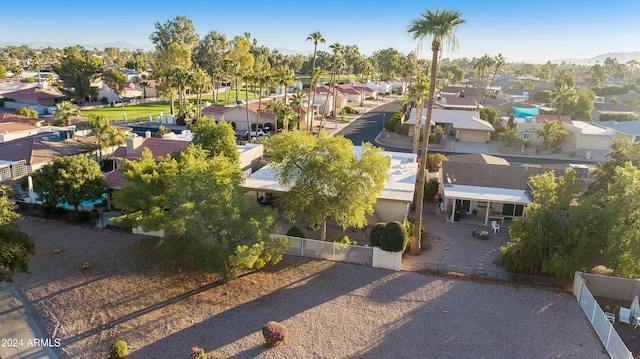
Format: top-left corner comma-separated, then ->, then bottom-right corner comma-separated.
522,130 -> 531,141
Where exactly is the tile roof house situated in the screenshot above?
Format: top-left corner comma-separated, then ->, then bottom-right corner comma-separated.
0,131 -> 88,175
0,86 -> 65,106
434,95 -> 482,110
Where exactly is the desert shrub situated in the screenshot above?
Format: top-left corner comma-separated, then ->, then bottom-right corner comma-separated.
523,140 -> 532,148
569,150 -> 577,157
384,112 -> 402,131
369,222 -> 386,246
552,144 -> 563,153
109,340 -> 129,359
175,116 -> 187,126
426,153 -> 448,171
598,112 -> 638,122
424,179 -> 439,201
380,221 -> 407,252
262,321 -> 288,347
286,226 -> 305,238
15,107 -> 39,118
342,105 -> 357,114
328,233 -> 354,245
433,125 -> 445,144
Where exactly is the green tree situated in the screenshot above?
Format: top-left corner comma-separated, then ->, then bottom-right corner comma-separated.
588,140 -> 640,194
33,155 -> 105,212
290,92 -> 308,130
113,146 -> 285,280
552,82 -> 578,121
86,114 -> 125,162
102,69 -> 128,98
138,80 -> 150,99
15,107 -> 38,118
532,120 -> 567,151
473,54 -> 494,106
563,88 -> 595,121
0,194 -> 35,284
499,169 -> 589,277
193,30 -> 229,104
53,101 -> 80,126
586,163 -> 640,278
499,127 -> 520,147
54,46 -> 102,103
489,53 -> 506,91
191,117 -> 239,163
190,67 -> 211,118
306,31 -> 325,131
588,64 -> 607,87
479,106 -> 499,125
149,15 -> 199,51
267,131 -> 390,241
408,6 -> 466,255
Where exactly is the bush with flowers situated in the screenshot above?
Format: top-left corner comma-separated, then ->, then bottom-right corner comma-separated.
261,321 -> 288,347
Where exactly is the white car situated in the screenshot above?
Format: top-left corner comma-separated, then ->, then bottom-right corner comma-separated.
245,129 -> 267,138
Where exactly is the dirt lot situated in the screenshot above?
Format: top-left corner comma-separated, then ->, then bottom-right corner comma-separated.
9,216 -> 610,358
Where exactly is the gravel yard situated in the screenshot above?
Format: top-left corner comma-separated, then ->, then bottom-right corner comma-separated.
11,217 -> 607,358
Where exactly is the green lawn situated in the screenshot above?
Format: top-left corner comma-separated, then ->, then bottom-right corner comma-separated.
80,90 -> 262,121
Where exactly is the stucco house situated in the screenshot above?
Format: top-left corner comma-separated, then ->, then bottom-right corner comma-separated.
0,113 -> 45,142
594,120 -> 640,143
406,108 -> 494,143
1,86 -> 65,107
242,148 -> 418,224
439,154 -> 569,225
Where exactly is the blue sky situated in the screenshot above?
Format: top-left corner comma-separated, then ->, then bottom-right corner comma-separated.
2,0 -> 639,63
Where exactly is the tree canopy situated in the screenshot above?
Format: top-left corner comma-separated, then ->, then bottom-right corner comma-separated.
191,117 -> 239,163
267,131 -> 390,241
32,155 -> 105,212
112,146 -> 285,280
53,46 -> 101,103
0,192 -> 35,284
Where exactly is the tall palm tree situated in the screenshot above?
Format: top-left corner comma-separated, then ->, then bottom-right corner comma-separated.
276,66 -> 295,105
54,101 -> 80,126
532,120 -> 567,151
489,53 -> 506,94
290,92 -> 308,130
473,54 -> 494,107
306,31 -> 325,132
626,59 -> 639,101
408,6 -> 466,255
86,114 -> 125,162
551,82 -> 578,123
266,98 -> 284,132
253,60 -> 272,132
191,67 -> 212,118
409,75 -> 430,155
328,42 -> 344,121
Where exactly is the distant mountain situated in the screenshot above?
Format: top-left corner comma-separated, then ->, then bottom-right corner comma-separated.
552,51 -> 640,65
0,40 -> 153,51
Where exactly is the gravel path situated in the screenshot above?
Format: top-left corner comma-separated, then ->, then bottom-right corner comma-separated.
12,217 -> 607,358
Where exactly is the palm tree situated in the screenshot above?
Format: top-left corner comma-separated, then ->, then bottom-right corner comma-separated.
473,54 -> 494,107
489,53 -> 506,94
138,80 -> 150,99
86,114 -> 125,162
409,75 -> 430,155
290,92 -> 308,130
408,6 -> 466,255
306,31 -> 325,132
551,82 -> 578,122
191,67 -> 212,118
253,60 -> 272,132
275,66 -> 295,105
532,120 -> 567,151
266,98 -> 284,131
54,101 -> 80,126
499,127 -> 520,147
626,59 -> 639,108
328,42 -> 344,121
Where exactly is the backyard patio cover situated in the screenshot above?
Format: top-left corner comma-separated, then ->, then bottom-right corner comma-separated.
443,184 -> 531,204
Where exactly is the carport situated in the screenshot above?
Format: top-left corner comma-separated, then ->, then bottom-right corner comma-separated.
442,183 -> 530,225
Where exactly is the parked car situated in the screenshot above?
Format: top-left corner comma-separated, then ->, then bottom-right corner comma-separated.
245,129 -> 267,138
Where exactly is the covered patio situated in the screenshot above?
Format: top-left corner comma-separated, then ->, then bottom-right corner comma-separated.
441,184 -> 530,226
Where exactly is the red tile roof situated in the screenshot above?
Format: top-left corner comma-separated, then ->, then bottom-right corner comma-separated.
0,132 -> 87,166
202,105 -> 236,115
1,86 -> 65,100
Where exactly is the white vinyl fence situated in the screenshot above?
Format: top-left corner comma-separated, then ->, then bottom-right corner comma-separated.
573,272 -> 633,359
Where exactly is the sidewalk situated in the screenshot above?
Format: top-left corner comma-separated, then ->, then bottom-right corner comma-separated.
0,283 -> 57,359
